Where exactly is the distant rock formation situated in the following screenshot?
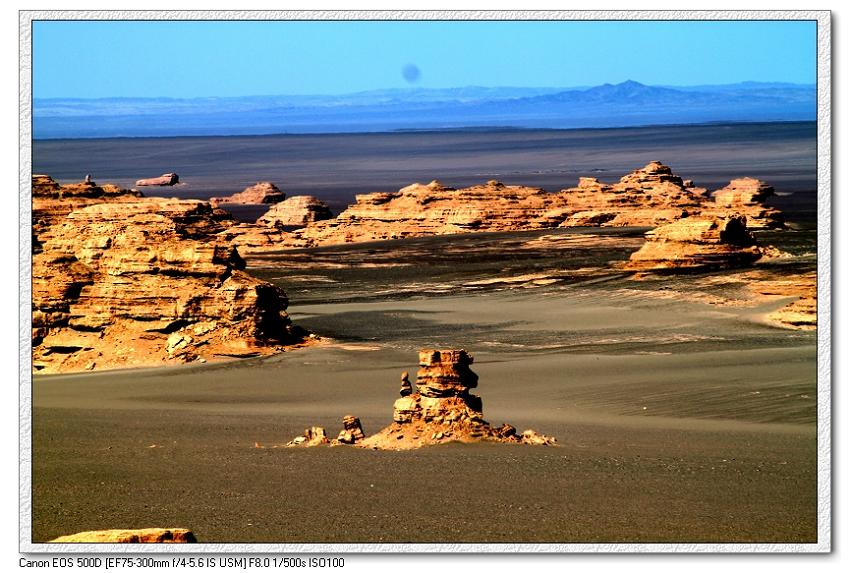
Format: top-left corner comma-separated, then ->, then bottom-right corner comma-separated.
701,177 -> 786,229
557,161 -> 707,227
50,528 -> 196,543
210,182 -> 286,207
283,179 -> 570,248
285,349 -> 556,450
257,195 -> 333,227
624,216 -> 765,272
32,186 -> 305,374
269,162 -> 786,250
135,173 -> 179,186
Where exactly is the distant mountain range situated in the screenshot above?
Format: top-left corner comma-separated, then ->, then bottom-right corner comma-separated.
33,80 -> 816,139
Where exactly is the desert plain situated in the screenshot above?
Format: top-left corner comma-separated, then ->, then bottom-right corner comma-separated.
31,122 -> 818,544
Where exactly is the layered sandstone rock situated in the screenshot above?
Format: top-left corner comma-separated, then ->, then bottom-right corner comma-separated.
557,161 -> 707,227
135,173 -> 179,186
701,178 -> 786,229
284,180 -> 570,248
624,216 -> 766,272
32,197 -> 302,374
210,181 -> 286,207
257,195 -> 333,227
215,223 -> 290,255
273,162 -> 785,250
32,175 -> 143,247
748,271 -> 817,330
50,528 -> 196,543
336,415 -> 366,444
286,350 -> 556,450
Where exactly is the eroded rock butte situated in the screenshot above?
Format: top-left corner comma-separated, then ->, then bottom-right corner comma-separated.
285,349 -> 556,450
32,175 -> 305,374
135,173 -> 179,186
624,216 -> 768,272
257,195 -> 333,227
210,181 -> 286,207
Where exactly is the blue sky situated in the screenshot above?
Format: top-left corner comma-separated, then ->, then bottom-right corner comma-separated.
33,20 -> 817,99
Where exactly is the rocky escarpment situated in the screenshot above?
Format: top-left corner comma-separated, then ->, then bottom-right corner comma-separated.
32,191 -> 305,374
50,528 -> 196,543
285,349 -> 555,450
284,180 -> 570,248
210,181 -> 286,207
257,195 -> 333,227
272,162 -> 785,250
700,177 -> 786,229
557,161 -> 707,227
624,216 -> 767,272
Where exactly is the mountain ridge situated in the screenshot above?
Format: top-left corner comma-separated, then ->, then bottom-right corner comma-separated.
33,80 -> 817,139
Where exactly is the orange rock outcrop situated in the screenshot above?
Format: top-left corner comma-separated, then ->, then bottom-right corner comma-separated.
257,195 -> 333,227
701,177 -> 785,229
624,216 -> 767,272
271,162 -> 784,250
283,180 -> 571,248
32,175 -> 143,249
50,528 -> 196,543
32,176 -> 305,374
210,181 -> 286,207
556,161 -> 707,227
286,349 -> 556,450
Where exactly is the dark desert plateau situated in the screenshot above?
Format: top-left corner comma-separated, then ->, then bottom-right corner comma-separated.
32,122 -> 817,544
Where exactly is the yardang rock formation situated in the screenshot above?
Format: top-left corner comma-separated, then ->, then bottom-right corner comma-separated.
210,181 -> 286,207
624,216 -> 767,272
285,349 -> 556,450
271,162 -> 784,250
32,175 -> 306,374
258,195 -> 333,227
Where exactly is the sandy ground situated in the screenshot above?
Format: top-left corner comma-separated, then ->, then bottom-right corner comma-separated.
33,287 -> 816,543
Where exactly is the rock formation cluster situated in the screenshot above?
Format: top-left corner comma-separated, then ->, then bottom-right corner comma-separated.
285,349 -> 556,450
50,528 -> 196,543
556,161 -> 707,227
32,175 -> 305,374
624,216 -> 767,272
271,162 -> 785,249
210,181 -> 286,207
282,180 -> 570,248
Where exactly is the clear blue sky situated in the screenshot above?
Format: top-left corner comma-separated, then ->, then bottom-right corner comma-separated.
32,20 -> 817,99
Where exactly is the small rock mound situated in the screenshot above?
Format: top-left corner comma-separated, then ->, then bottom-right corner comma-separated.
624,216 -> 766,272
258,195 -> 333,227
50,528 -> 196,543
210,182 -> 286,207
